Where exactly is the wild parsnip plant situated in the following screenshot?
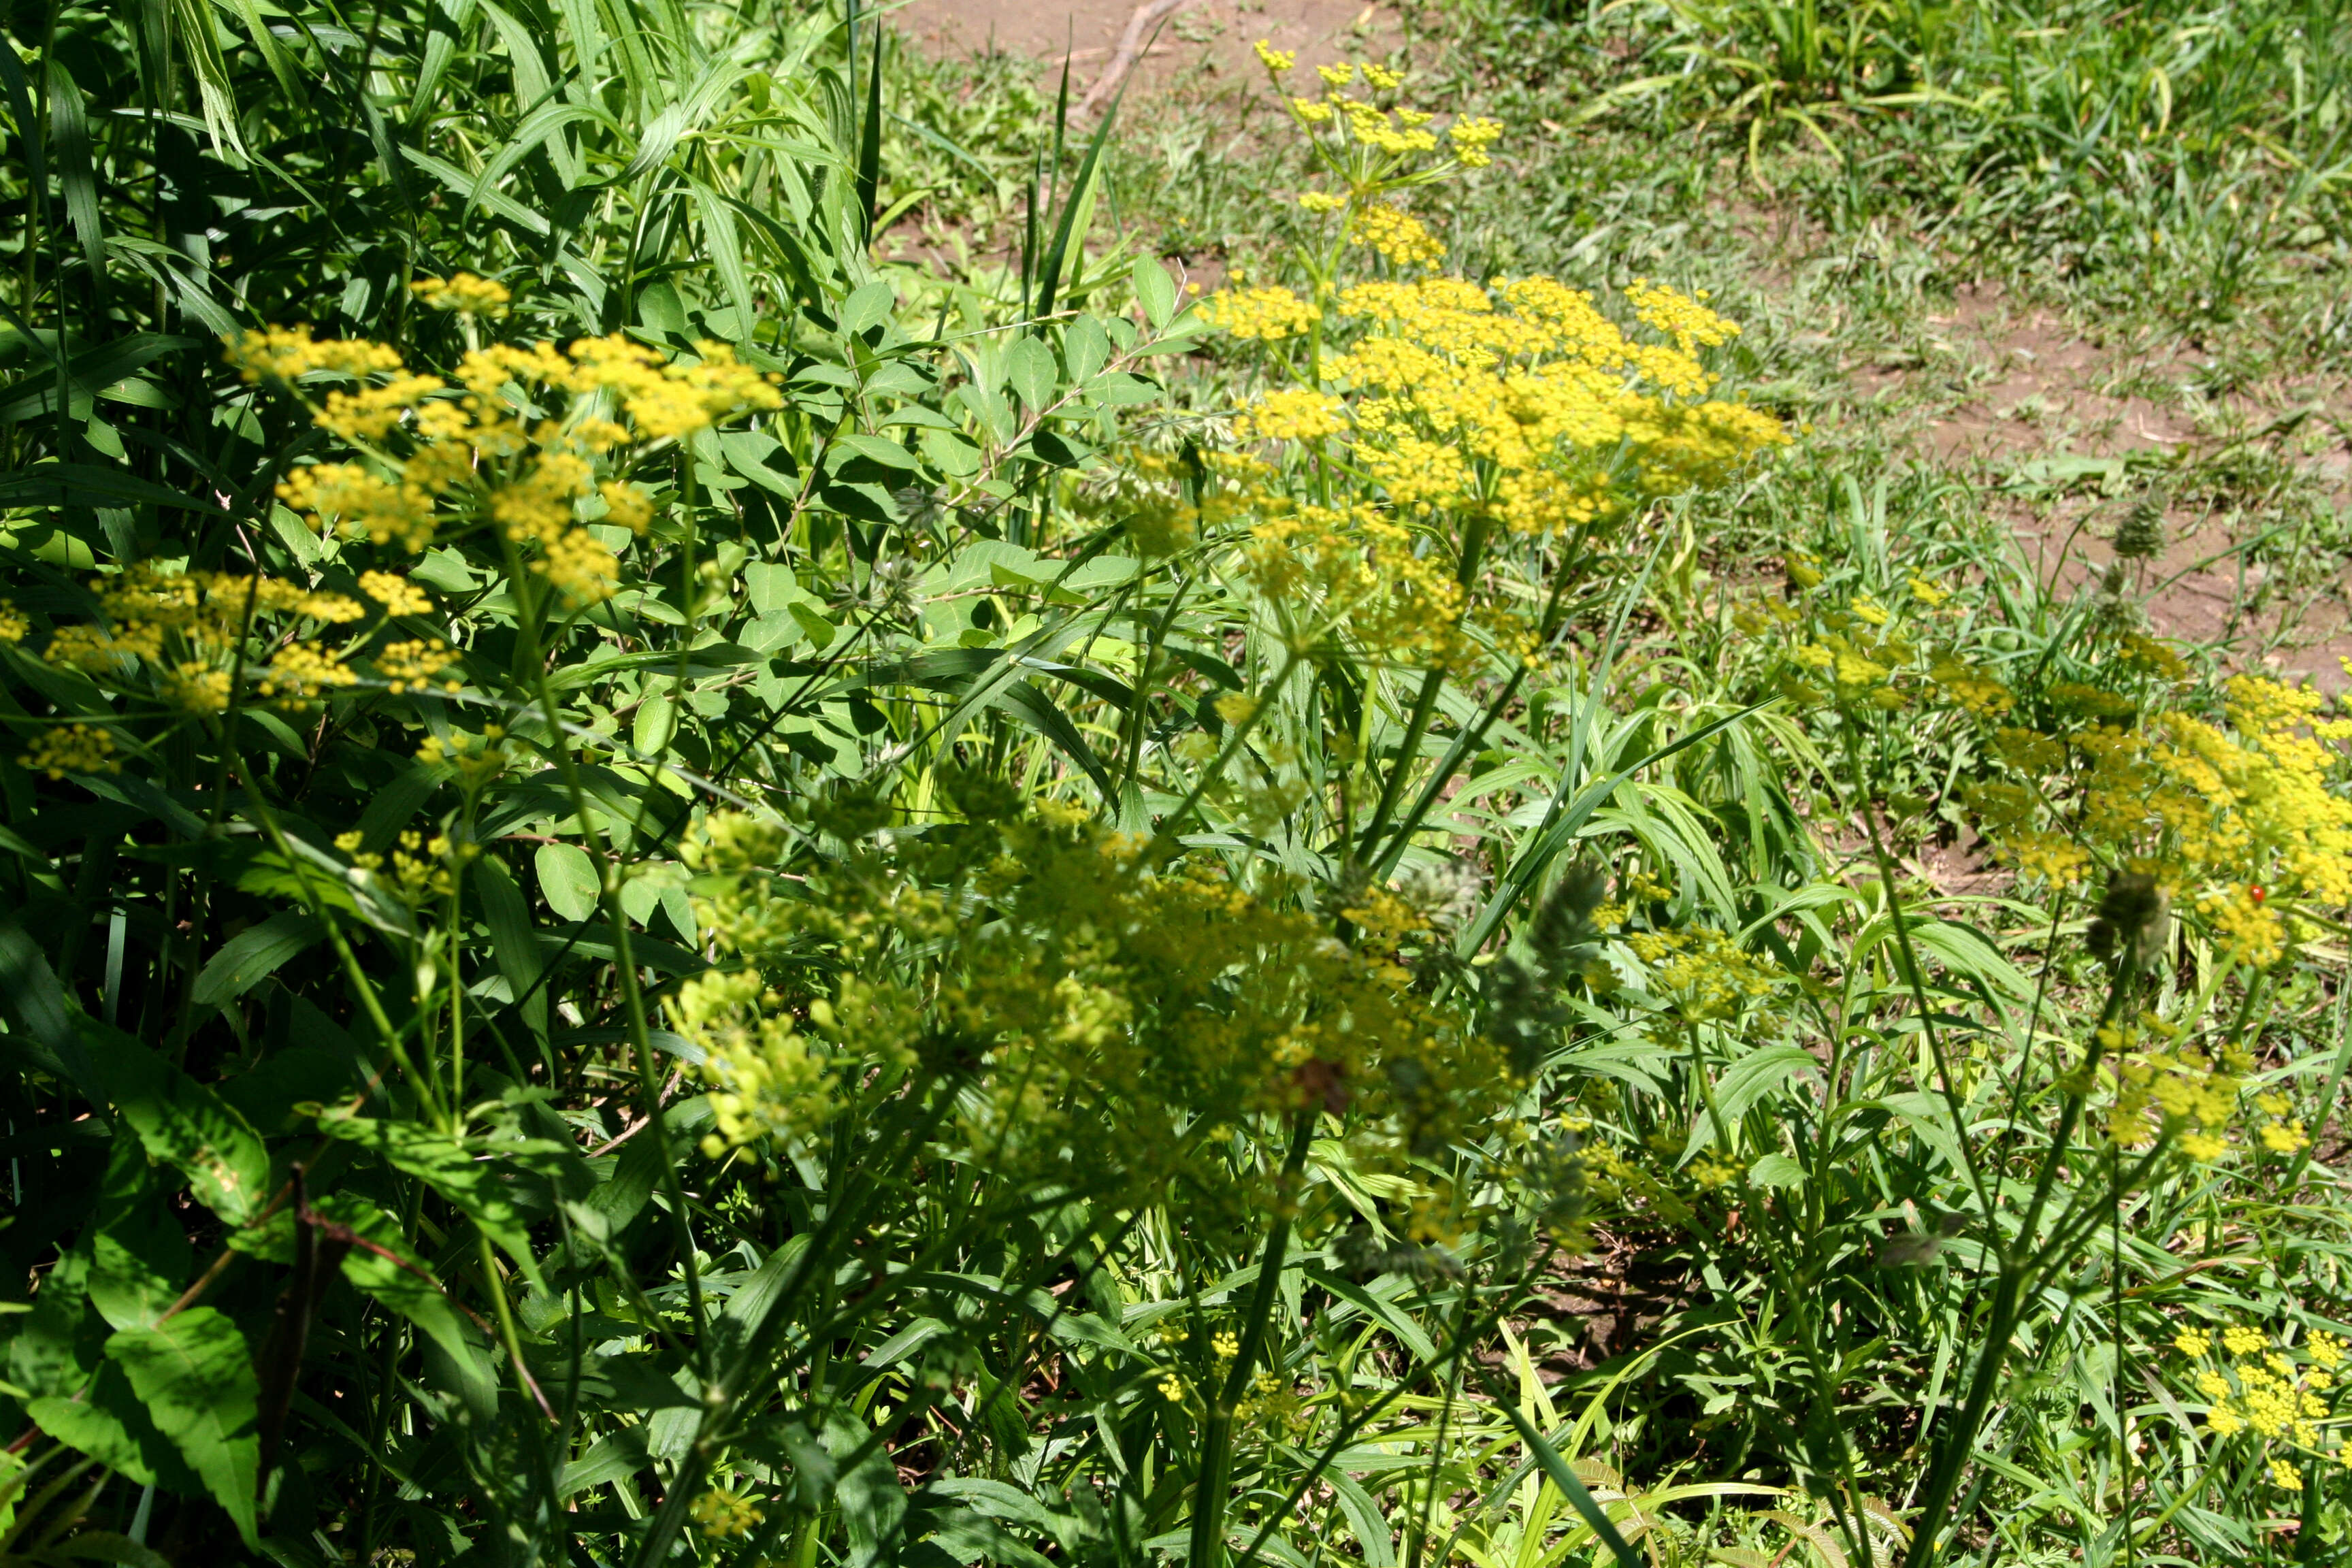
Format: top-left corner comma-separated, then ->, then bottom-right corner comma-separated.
4,1 -> 2352,1567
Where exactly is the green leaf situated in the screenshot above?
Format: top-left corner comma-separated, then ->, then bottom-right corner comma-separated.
1006,337 -> 1058,410
1496,1405 -> 1644,1568
1064,314 -> 1110,383
312,1113 -> 551,1284
634,690 -> 676,755
1747,1153 -> 1808,1190
474,856 -> 549,1039
535,842 -> 602,924
919,427 -> 982,477
318,1196 -> 478,1365
93,1034 -> 271,1226
7,1248 -> 101,1401
105,1309 -> 261,1546
88,1131 -> 193,1330
0,917 -> 99,1096
190,911 -> 327,1009
1132,257 -> 1176,329
27,1365 -> 205,1497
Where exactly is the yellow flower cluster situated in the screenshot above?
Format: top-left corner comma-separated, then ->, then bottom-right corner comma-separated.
411,272 -> 512,317
20,723 -> 122,780
1447,116 -> 1503,167
1238,387 -> 1348,442
1624,925 -> 1784,1019
1200,286 -> 1322,342
2172,1322 -> 2345,1477
2099,1019 -> 2249,1158
672,806 -> 1514,1214
336,829 -> 477,901
1348,203 -> 1444,267
1238,498 -> 1480,671
689,1488 -> 764,1540
1976,676 -> 2352,966
35,564 -> 448,713
1207,276 -> 1780,538
231,309 -> 781,602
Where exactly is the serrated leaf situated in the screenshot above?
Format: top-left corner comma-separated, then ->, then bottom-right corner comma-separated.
535,842 -> 601,924
88,1131 -> 192,1330
312,1113 -> 551,1284
27,1366 -> 203,1496
105,1309 -> 261,1546
318,1195 -> 476,1365
96,1034 -> 271,1226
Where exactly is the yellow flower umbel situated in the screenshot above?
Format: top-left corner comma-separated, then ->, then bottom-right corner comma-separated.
35,563 -> 443,714
671,805 -> 1516,1221
2168,1320 -> 2345,1481
230,305 -> 782,604
1227,274 -> 1781,540
1966,675 -> 2352,966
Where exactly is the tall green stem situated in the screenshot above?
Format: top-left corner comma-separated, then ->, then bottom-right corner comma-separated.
1188,1114 -> 1316,1568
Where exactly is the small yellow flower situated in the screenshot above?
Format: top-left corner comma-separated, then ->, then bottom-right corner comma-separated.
688,1486 -> 764,1539
2174,1327 -> 2211,1358
1316,63 -> 1354,86
2223,1326 -> 2268,1357
411,272 -> 512,317
20,723 -> 122,780
1254,39 -> 1296,72
2260,1120 -> 2310,1154
2177,1130 -> 2229,1161
359,571 -> 434,617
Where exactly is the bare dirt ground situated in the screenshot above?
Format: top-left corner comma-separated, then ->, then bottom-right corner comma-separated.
891,0 -> 1400,101
1855,278 -> 2352,688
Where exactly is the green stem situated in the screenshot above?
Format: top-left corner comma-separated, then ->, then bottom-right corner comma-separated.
1357,514 -> 1492,865
1188,1114 -> 1316,1568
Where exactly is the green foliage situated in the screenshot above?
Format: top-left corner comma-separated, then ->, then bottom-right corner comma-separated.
1,3 -> 2349,1568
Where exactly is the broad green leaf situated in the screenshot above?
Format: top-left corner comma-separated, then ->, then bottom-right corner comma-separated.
1748,1153 -> 1808,1190
312,1113 -> 555,1284
634,691 -> 676,755
536,841 -> 602,924
0,917 -> 99,1095
318,1195 -> 477,1365
1006,337 -> 1058,410
7,1248 -> 100,1400
27,1364 -> 204,1497
190,910 -> 326,1009
88,1131 -> 193,1330
95,1036 -> 271,1226
105,1309 -> 260,1546
1064,314 -> 1110,383
1131,257 -> 1177,329
473,855 -> 549,1039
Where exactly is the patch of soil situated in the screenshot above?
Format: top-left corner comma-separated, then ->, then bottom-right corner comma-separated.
1853,278 -> 2352,686
893,0 -> 1401,99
